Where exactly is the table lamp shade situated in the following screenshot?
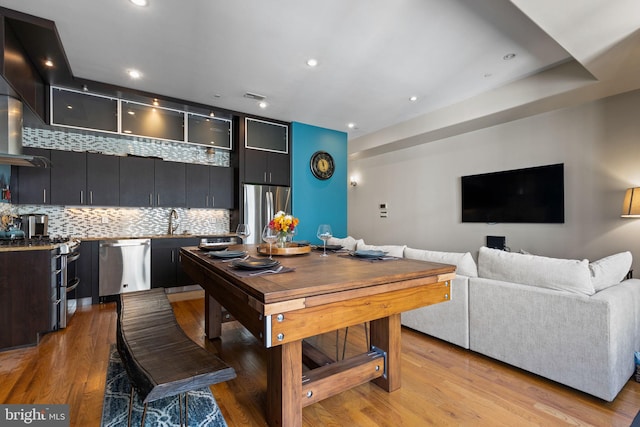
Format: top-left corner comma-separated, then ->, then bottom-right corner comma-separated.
621,187 -> 640,217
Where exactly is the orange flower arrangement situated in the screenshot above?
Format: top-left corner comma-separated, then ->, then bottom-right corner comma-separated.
269,211 -> 299,234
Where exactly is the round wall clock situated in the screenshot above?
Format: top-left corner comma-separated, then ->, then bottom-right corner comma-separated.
310,151 -> 335,180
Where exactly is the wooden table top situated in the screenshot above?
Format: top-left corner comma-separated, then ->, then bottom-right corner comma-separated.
181,246 -> 455,305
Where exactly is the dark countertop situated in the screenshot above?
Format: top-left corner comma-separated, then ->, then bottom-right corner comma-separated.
0,234 -> 237,252
79,233 -> 237,241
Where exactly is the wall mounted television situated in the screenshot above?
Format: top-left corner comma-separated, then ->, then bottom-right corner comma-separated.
461,163 -> 564,223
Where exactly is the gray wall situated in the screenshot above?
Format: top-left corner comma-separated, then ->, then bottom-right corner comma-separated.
348,89 -> 640,269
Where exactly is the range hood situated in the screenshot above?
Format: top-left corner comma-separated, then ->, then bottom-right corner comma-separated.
0,96 -> 50,168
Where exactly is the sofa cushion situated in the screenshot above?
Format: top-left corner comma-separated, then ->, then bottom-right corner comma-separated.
477,246 -> 594,295
326,236 -> 363,251
589,251 -> 632,292
404,247 -> 478,277
356,242 -> 406,258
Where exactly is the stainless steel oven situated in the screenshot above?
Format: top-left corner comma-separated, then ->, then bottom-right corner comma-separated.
57,239 -> 81,329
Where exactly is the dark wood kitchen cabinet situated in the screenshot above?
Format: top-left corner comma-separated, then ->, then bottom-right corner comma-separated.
86,153 -> 119,206
13,147 -> 50,204
151,237 -> 199,288
186,164 -> 234,209
74,240 -> 98,304
211,166 -> 234,208
244,149 -> 290,186
155,160 -> 186,207
119,157 -> 185,207
50,150 -> 87,205
0,249 -> 53,350
185,163 -> 209,208
119,156 -> 155,207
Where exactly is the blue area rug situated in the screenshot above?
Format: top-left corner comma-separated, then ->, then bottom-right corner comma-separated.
100,347 -> 227,427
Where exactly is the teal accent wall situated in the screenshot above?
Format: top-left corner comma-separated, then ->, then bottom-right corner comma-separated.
291,122 -> 348,244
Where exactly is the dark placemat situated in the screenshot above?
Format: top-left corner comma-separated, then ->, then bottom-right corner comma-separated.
337,254 -> 399,263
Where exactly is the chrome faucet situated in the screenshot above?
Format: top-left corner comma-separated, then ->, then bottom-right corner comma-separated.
168,209 -> 179,235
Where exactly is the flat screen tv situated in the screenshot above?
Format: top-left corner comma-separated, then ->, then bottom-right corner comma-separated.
461,163 -> 564,223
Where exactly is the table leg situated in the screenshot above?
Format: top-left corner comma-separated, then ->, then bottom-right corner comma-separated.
369,313 -> 401,391
205,293 -> 222,339
266,339 -> 302,427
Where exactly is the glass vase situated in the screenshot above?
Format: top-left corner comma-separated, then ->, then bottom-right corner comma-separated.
277,232 -> 288,248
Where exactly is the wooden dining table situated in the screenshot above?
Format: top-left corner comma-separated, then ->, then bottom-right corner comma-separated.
180,245 -> 455,427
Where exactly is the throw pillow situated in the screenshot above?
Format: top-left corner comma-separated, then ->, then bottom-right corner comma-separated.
326,236 -> 363,251
356,242 -> 406,258
404,247 -> 478,277
589,251 -> 632,292
477,246 -> 594,296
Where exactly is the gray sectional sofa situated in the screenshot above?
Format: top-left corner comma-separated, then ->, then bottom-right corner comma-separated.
330,237 -> 640,402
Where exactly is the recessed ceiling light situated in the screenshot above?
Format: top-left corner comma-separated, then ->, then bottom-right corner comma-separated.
306,58 -> 318,67
409,96 -> 418,102
258,101 -> 268,109
127,69 -> 142,79
209,112 -> 215,117
66,105 -> 73,110
347,123 -> 356,129
503,53 -> 516,60
127,110 -> 135,115
129,0 -> 148,6
152,98 -> 159,106
44,59 -> 54,67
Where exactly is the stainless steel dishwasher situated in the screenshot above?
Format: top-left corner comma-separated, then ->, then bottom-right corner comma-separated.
99,239 -> 151,297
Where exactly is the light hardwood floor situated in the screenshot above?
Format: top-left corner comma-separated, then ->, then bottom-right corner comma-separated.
1,291 -> 639,426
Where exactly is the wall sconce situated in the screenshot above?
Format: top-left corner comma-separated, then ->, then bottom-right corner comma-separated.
621,187 -> 640,217
350,176 -> 358,187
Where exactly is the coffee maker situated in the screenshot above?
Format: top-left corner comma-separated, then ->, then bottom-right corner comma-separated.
20,214 -> 49,238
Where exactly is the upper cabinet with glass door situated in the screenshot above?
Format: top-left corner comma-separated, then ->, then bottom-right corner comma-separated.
50,87 -> 233,150
51,88 -> 118,133
121,100 -> 184,142
245,118 -> 288,153
188,113 -> 232,150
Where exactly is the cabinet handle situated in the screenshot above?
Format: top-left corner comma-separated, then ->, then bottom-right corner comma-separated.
206,195 -> 209,207
149,193 -> 153,206
171,250 -> 175,263
80,190 -> 84,204
211,195 -> 215,207
43,189 -> 46,204
90,191 -> 93,205
157,194 -> 160,206
269,172 -> 272,183
264,172 -> 267,182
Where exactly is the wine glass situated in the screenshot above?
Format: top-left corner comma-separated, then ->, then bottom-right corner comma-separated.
261,225 -> 278,260
287,226 -> 297,244
316,224 -> 332,257
236,224 -> 250,252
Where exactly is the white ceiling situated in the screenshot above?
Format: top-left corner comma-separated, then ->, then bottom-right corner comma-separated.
0,0 -> 638,149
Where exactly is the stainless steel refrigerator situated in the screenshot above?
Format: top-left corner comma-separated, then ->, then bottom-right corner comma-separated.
243,184 -> 291,244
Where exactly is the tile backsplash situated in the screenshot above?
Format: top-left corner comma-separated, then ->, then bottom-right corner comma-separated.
12,205 -> 229,238
4,126 -> 233,237
23,126 -> 231,166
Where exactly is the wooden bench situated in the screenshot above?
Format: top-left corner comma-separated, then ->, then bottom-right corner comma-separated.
116,288 -> 236,427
